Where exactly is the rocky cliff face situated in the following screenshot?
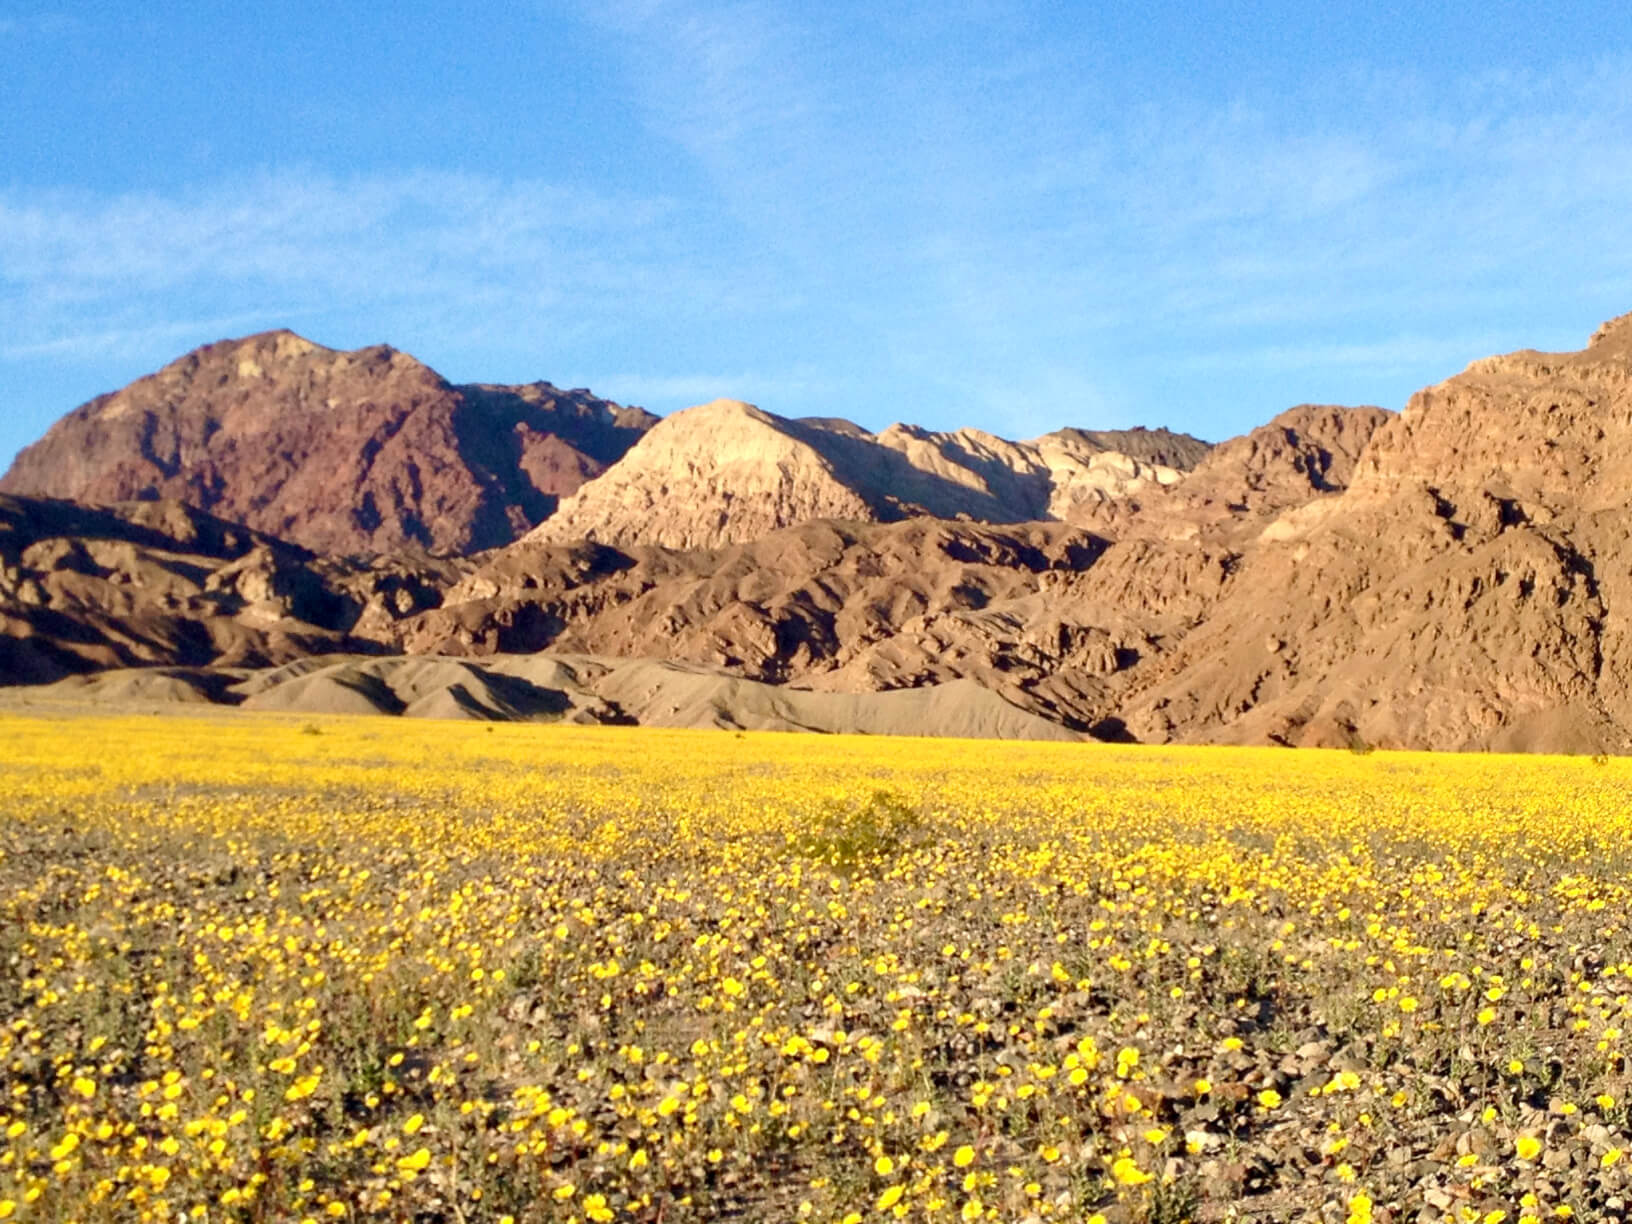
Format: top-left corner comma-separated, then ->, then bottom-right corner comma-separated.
0,331 -> 657,555
1115,314 -> 1632,751
1171,403 -> 1392,514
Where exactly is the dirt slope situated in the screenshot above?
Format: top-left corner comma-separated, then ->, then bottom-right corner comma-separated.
11,653 -> 1079,741
0,331 -> 657,554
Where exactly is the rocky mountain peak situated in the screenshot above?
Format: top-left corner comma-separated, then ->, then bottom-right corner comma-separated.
1,331 -> 656,556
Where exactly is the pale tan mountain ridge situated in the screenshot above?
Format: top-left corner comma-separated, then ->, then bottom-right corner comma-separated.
527,399 -> 1208,550
527,402 -> 878,551
0,330 -> 658,554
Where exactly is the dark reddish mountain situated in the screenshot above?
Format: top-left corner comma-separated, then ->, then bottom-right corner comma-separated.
0,330 -> 657,555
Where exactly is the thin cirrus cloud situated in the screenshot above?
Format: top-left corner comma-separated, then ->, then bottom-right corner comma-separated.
0,13 -> 83,36
583,371 -> 832,409
1178,336 -> 1508,378
0,167 -> 805,430
0,315 -> 293,363
0,172 -> 680,317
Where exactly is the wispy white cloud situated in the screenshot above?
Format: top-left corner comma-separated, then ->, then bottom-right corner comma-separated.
590,0 -> 819,157
0,171 -> 674,300
0,313 -> 288,362
0,12 -> 85,36
0,169 -> 778,373
1176,335 -> 1508,376
575,6 -> 1632,429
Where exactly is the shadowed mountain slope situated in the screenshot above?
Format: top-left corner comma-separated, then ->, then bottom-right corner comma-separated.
0,493 -> 460,683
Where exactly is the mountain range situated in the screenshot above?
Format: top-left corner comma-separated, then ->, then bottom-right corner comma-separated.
4,313 -> 1630,751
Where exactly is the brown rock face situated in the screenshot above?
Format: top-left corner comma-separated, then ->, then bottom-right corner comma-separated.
1114,315 -> 1632,751
0,331 -> 657,555
1172,403 -> 1392,514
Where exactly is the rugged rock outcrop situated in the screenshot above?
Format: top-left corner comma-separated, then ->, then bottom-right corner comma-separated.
1115,314 -> 1632,751
0,331 -> 657,555
1167,403 -> 1392,514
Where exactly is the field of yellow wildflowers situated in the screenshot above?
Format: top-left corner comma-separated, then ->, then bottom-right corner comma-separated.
4,714 -> 1632,1224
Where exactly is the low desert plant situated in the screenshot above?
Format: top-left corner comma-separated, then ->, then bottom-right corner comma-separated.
795,788 -> 928,867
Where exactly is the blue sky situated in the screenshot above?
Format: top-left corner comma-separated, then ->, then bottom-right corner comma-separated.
2,2 -> 1629,470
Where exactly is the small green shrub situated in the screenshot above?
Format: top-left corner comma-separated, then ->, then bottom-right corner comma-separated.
796,789 -> 927,869
1136,1175 -> 1202,1224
